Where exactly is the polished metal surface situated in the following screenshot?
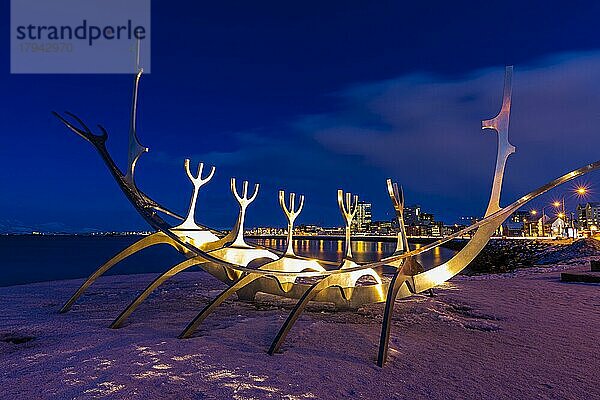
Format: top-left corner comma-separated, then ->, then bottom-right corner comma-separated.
337,189 -> 358,260
55,65 -> 600,366
58,232 -> 181,313
123,69 -> 149,186
110,256 -> 207,328
174,159 -> 216,231
280,190 -> 304,256
259,191 -> 326,291
387,179 -> 409,255
481,66 -> 515,216
205,178 -> 278,270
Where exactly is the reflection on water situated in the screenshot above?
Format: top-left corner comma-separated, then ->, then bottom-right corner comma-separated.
0,236 -> 459,287
254,238 -> 456,269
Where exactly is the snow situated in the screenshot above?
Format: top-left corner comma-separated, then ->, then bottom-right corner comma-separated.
0,264 -> 598,399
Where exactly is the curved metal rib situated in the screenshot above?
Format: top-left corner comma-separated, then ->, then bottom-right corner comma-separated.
178,251 -> 326,338
376,261 -> 415,367
268,276 -> 338,355
179,273 -> 262,338
110,256 -> 206,328
267,256 -> 386,355
59,232 -> 179,313
377,281 -> 412,366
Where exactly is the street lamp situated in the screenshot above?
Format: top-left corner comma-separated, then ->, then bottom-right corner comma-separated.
529,185 -> 592,238
529,185 -> 591,239
551,198 -> 565,217
564,185 -> 590,237
552,200 -> 566,237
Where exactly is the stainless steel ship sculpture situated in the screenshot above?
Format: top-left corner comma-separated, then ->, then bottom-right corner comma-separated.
54,66 -> 600,366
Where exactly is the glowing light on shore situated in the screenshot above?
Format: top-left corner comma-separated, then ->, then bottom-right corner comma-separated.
573,182 -> 590,198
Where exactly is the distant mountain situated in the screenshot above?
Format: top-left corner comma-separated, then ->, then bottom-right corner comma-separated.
0,219 -> 102,234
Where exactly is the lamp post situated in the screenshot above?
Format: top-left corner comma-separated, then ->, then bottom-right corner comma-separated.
530,207 -> 550,237
529,185 -> 589,239
565,185 -> 589,238
552,199 -> 565,218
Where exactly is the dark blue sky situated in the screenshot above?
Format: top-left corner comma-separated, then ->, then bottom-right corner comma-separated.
2,1 -> 600,232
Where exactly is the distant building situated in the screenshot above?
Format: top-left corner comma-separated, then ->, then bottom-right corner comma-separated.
430,221 -> 444,237
507,210 -> 534,237
248,227 -> 286,236
401,205 -> 443,237
370,220 -> 393,235
443,224 -> 465,236
417,225 -> 431,237
550,217 -> 566,237
510,211 -> 529,224
577,202 -> 600,229
352,201 -> 372,232
420,213 -> 434,224
405,225 -> 421,237
499,221 -> 525,237
321,227 -> 345,235
403,205 -> 421,226
295,224 -> 321,235
460,216 -> 478,226
535,215 -> 552,237
523,219 -> 537,237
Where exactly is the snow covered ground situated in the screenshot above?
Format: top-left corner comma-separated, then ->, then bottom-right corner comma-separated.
1,264 -> 598,399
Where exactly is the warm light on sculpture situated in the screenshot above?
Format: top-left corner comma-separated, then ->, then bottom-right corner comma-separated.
53,65 -> 600,366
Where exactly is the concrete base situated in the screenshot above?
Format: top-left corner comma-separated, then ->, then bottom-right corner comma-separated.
561,271 -> 600,283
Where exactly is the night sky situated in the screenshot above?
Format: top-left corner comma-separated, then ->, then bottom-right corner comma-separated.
2,1 -> 600,232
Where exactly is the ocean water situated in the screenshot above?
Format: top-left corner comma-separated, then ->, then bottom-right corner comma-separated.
0,235 -> 457,287
252,238 -> 455,265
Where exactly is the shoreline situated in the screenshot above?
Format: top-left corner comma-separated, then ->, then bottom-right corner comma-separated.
2,235 -> 590,288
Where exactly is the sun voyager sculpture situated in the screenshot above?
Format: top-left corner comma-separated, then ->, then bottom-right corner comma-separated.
54,66 -> 600,366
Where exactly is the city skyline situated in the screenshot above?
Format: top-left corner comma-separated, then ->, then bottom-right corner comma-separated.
0,182 -> 595,234
2,2 -> 600,232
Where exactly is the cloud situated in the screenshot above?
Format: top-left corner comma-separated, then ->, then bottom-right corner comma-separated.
298,51 -> 600,218
154,51 -> 600,226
